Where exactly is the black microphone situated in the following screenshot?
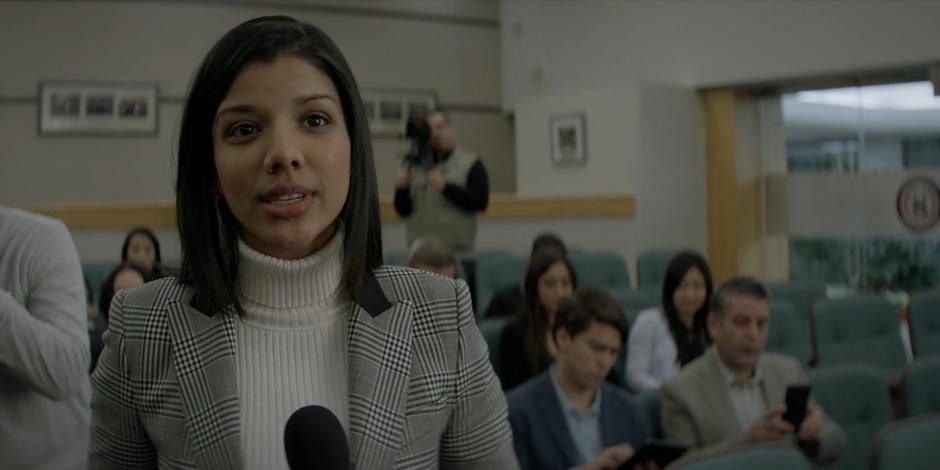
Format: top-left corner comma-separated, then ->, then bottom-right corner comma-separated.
284,405 -> 349,470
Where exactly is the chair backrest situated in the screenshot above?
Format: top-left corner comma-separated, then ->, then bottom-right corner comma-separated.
905,356 -> 940,417
475,253 -> 526,317
908,290 -> 940,357
608,289 -> 655,326
636,250 -> 677,291
478,318 -> 508,381
82,263 -> 115,307
869,413 -> 940,470
570,252 -> 631,291
385,251 -> 407,266
767,281 -> 826,347
637,390 -> 662,439
813,296 -> 907,372
671,444 -> 812,470
808,365 -> 893,470
766,301 -> 811,364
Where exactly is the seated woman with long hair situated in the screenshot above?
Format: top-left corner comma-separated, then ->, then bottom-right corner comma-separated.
499,251 -> 576,391
626,250 -> 714,392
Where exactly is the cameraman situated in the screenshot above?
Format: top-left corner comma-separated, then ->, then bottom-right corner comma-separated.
394,108 -> 489,307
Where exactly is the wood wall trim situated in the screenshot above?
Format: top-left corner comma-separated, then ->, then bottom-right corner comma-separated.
703,89 -> 739,283
18,194 -> 635,230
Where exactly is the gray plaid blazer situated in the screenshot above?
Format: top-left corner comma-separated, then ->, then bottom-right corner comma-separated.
89,266 -> 518,469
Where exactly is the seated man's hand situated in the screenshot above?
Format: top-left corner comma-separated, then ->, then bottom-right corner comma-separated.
796,404 -> 824,443
746,406 -> 794,444
577,443 -> 634,470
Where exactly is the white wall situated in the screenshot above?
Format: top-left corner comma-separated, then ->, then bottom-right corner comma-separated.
500,0 -> 940,271
0,0 -> 511,207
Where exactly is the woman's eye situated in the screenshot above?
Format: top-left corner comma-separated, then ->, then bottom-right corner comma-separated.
304,114 -> 330,128
227,123 -> 258,138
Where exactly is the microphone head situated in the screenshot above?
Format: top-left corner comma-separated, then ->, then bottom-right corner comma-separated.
284,405 -> 349,470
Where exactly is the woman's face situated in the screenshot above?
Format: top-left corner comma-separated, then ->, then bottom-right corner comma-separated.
538,261 -> 573,320
213,54 -> 351,260
126,233 -> 156,270
673,266 -> 707,319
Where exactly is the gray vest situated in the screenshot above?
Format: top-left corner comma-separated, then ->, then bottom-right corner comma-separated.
406,148 -> 478,259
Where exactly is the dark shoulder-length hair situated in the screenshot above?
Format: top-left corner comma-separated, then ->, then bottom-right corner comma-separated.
176,16 -> 382,315
519,251 -> 578,375
661,250 -> 714,366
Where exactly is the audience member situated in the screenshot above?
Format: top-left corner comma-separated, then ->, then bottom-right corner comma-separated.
626,251 -> 713,392
120,227 -> 166,279
394,108 -> 490,306
96,262 -> 150,325
484,232 -> 568,319
508,287 -> 650,470
0,206 -> 91,469
405,235 -> 458,279
500,250 -> 576,390
661,276 -> 845,463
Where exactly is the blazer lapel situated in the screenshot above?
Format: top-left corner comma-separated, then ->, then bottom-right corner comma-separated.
346,271 -> 413,469
534,372 -> 583,466
699,351 -> 741,437
166,299 -> 241,470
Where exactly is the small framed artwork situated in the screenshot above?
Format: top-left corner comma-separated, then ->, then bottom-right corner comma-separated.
550,112 -> 588,167
39,81 -> 158,136
361,89 -> 436,137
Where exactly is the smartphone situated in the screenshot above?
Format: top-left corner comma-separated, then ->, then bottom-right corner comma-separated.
619,439 -> 689,469
782,384 -> 811,431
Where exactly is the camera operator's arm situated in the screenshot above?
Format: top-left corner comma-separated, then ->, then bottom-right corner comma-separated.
441,160 -> 489,212
393,165 -> 414,217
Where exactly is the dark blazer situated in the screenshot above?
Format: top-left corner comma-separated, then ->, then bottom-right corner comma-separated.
507,369 -> 649,470
89,266 -> 518,469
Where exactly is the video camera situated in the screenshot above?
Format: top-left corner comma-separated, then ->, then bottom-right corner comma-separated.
401,111 -> 435,169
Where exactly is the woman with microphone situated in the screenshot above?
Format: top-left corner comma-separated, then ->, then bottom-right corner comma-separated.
89,16 -> 516,469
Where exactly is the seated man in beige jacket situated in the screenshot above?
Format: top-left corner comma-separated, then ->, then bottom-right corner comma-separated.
661,276 -> 845,463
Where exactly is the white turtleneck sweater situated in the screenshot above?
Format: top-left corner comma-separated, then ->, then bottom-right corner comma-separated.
235,230 -> 350,470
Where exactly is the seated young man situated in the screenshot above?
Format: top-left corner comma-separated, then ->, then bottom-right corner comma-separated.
660,276 -> 845,463
508,287 -> 650,470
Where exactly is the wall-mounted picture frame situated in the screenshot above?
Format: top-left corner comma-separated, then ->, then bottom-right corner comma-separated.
39,81 -> 158,136
361,89 -> 437,137
550,112 -> 588,167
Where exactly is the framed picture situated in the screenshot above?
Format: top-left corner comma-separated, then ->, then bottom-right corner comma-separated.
39,81 -> 158,135
550,112 -> 588,167
361,89 -> 437,137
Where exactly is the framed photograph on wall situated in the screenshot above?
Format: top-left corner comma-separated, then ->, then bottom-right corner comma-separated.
550,112 -> 588,167
39,81 -> 158,136
361,89 -> 437,137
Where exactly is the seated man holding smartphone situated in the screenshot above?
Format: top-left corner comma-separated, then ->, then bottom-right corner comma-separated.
508,287 -> 662,470
661,276 -> 846,464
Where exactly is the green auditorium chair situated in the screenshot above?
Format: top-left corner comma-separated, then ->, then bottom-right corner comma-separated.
82,263 -> 115,306
766,301 -> 811,365
907,290 -> 940,357
637,390 -> 662,439
385,251 -> 407,266
808,365 -> 893,470
672,444 -> 812,470
570,251 -> 631,291
609,289 -> 654,326
768,281 -> 827,356
636,249 -> 676,303
905,356 -> 940,417
474,252 -> 526,319
813,296 -> 907,377
478,317 -> 508,382
868,414 -> 940,470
